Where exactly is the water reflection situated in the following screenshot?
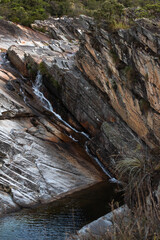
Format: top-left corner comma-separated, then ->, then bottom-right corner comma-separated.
0,182 -> 122,240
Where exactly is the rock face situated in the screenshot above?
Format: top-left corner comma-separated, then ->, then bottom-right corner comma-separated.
3,15 -> 160,213
0,64 -> 102,215
0,19 -> 50,50
0,20 -> 104,216
76,18 -> 160,150
7,16 -> 160,173
73,205 -> 129,240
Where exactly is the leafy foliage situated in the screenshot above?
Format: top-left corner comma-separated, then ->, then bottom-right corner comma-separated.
0,0 -> 159,26
0,0 -> 50,26
94,0 -> 124,24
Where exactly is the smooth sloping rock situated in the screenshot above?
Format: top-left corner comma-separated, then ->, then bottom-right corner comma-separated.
72,205 -> 129,240
0,19 -> 50,50
0,41 -> 103,215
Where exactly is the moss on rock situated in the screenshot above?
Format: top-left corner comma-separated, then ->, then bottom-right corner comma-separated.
38,62 -> 61,92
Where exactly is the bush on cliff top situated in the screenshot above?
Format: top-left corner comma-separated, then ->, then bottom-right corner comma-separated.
0,0 -> 50,26
0,0 -> 159,26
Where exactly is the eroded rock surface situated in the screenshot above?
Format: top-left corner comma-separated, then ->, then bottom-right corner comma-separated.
78,19 -> 160,150
0,75 -> 102,215
0,19 -> 50,50
1,15 -> 160,214
7,16 -> 159,172
0,20 -> 104,215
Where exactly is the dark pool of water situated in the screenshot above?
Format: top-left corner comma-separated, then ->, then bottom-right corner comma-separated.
0,181 -> 122,240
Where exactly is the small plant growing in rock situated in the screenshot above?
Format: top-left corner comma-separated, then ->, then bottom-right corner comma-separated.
123,65 -> 136,84
139,98 -> 150,114
110,49 -> 120,64
39,62 -> 61,93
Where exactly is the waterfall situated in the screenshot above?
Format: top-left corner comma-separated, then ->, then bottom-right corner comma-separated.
32,71 -> 120,183
85,143 -> 120,184
33,71 -> 54,113
33,71 -> 90,139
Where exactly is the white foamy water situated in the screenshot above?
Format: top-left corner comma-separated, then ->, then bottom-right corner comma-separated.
33,71 -> 90,139
0,53 -> 9,65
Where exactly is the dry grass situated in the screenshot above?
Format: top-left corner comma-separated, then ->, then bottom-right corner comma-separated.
115,152 -> 160,208
106,200 -> 160,240
69,152 -> 160,240
110,153 -> 160,239
111,21 -> 130,30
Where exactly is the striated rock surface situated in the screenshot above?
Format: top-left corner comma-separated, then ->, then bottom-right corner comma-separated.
0,19 -> 50,50
76,18 -> 160,150
0,20 -> 105,216
7,16 -> 160,172
3,15 -> 160,214
0,67 -> 102,215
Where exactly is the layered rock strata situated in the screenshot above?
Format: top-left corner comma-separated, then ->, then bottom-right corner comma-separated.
7,16 -> 160,173
0,21 -> 104,215
2,15 -> 159,239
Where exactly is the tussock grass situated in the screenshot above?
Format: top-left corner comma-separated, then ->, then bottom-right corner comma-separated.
106,200 -> 160,240
70,152 -> 160,240
115,153 -> 160,208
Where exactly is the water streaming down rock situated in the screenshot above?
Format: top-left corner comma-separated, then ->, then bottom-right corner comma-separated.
33,71 -> 90,139
0,53 -> 104,217
0,20 -> 123,235
33,71 -> 55,113
85,143 -> 120,184
33,71 -> 119,183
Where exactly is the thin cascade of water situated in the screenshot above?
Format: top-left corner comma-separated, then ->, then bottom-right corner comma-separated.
85,143 -> 120,184
0,53 -> 9,65
33,71 -> 90,139
32,71 -> 120,183
33,71 -> 54,112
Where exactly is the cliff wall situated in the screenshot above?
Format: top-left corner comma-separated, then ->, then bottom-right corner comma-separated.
77,18 -> 160,150
7,16 -> 160,171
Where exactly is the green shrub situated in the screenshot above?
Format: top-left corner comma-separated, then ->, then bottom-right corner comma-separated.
94,0 -> 125,30
0,0 -> 159,26
135,3 -> 160,19
123,65 -> 137,84
39,62 -> 60,90
110,49 -> 120,64
139,98 -> 150,114
0,0 -> 49,26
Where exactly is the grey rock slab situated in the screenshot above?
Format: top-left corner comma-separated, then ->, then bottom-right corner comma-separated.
0,115 -> 101,213
74,205 -> 129,240
0,59 -> 102,216
0,191 -> 20,215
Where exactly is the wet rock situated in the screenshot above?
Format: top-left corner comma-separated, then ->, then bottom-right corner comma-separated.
0,191 -> 20,215
0,103 -> 102,215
